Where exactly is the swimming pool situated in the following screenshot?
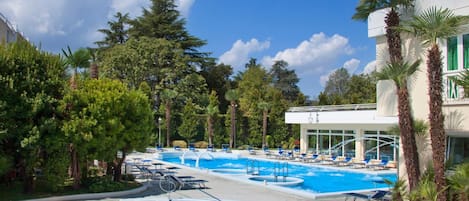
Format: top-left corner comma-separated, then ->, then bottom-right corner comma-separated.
158,151 -> 396,194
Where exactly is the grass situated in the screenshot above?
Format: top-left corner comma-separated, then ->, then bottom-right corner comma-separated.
0,179 -> 141,201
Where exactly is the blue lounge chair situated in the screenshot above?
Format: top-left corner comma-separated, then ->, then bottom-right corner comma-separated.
345,190 -> 389,201
207,145 -> 214,152
188,143 -> 195,151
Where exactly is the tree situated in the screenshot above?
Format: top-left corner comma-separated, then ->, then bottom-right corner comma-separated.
200,61 -> 233,113
62,46 -> 91,89
62,79 -> 153,184
345,74 -> 377,104
376,60 -> 421,191
129,0 -> 207,59
95,12 -> 130,49
353,0 -> 414,64
225,89 -> 239,148
178,98 -> 199,144
403,7 -> 467,200
161,89 -> 178,147
0,41 -> 67,193
206,90 -> 220,146
324,68 -> 350,99
269,60 -> 301,102
258,101 -> 271,148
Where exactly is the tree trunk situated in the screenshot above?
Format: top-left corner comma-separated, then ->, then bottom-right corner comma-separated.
165,102 -> 171,147
230,102 -> 236,148
70,144 -> 80,189
262,110 -> 268,148
385,8 -> 403,64
396,85 -> 420,190
427,45 -> 447,201
90,63 -> 98,79
113,149 -> 126,182
207,116 -> 213,146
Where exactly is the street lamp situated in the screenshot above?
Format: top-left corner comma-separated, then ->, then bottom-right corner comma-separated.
158,117 -> 162,147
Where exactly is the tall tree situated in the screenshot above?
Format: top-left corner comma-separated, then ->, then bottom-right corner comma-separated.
324,68 -> 350,98
95,12 -> 130,49
258,101 -> 271,148
206,90 -> 220,146
178,98 -> 199,144
269,60 -> 301,102
129,0 -> 207,59
353,0 -> 418,191
225,89 -> 239,148
376,60 -> 421,192
161,89 -> 178,147
403,7 -> 467,200
200,61 -> 233,113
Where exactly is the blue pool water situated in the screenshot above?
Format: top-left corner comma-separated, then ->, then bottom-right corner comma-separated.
159,152 -> 396,194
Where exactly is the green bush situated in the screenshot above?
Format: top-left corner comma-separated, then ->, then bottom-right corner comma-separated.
121,174 -> 135,181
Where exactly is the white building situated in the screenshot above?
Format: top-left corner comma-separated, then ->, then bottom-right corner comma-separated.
286,0 -> 469,175
0,12 -> 24,44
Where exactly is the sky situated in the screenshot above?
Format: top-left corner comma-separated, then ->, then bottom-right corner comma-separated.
0,0 -> 377,99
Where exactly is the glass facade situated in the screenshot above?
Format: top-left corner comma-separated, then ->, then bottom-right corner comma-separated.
447,76 -> 459,99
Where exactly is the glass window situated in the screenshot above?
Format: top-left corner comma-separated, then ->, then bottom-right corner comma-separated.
447,37 -> 458,71
464,34 -> 469,69
447,76 -> 459,99
447,137 -> 469,166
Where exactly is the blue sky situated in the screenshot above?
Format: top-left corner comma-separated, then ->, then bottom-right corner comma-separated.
0,0 -> 377,99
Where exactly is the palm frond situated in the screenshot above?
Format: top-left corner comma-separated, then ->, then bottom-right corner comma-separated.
403,6 -> 467,45
375,60 -> 421,87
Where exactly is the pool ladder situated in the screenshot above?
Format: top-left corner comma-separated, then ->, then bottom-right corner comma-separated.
273,161 -> 288,182
246,159 -> 260,175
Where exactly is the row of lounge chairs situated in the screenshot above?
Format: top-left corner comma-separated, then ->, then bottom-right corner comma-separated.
300,154 -> 393,170
128,159 -> 208,190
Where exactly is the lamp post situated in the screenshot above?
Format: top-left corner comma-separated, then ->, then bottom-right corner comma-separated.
158,117 -> 162,147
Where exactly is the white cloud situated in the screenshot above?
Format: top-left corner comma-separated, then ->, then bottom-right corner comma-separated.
175,0 -> 195,18
363,60 -> 377,74
218,38 -> 270,71
262,32 -> 353,73
343,58 -> 360,74
0,0 -> 68,36
109,0 -> 151,19
319,58 -> 360,87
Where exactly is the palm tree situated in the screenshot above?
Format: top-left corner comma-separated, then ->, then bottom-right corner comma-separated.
258,101 -> 271,149
61,46 -> 90,189
225,89 -> 239,148
161,89 -> 177,147
376,60 -> 421,190
62,46 -> 91,89
352,0 -> 414,64
403,7 -> 467,200
87,47 -> 99,79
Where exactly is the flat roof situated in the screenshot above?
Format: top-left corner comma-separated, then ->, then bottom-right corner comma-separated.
288,103 -> 376,112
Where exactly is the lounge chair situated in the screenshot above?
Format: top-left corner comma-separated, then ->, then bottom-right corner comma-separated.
366,159 -> 389,170
221,144 -> 231,153
188,143 -> 196,151
207,145 -> 215,152
165,174 -> 207,189
306,154 -> 319,163
344,190 -> 389,201
247,146 -> 257,155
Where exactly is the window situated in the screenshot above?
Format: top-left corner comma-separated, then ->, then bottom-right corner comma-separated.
447,76 -> 459,99
464,34 -> 469,69
447,137 -> 469,166
447,37 -> 458,71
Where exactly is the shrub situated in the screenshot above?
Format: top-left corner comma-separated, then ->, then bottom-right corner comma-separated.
172,140 -> 187,148
121,174 -> 135,181
194,141 -> 208,148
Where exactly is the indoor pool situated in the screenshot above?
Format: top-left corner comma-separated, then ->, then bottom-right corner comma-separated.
158,151 -> 397,194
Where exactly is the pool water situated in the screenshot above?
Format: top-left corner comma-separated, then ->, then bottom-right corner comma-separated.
160,153 -> 396,194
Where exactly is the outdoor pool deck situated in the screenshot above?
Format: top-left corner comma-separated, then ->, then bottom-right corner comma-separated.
118,149 -> 395,201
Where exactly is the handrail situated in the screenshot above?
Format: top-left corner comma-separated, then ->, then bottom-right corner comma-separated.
287,103 -> 376,112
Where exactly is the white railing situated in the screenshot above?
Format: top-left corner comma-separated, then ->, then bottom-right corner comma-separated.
287,103 -> 376,112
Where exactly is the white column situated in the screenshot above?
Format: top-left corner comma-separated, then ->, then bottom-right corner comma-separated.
355,129 -> 364,160
300,126 -> 308,153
